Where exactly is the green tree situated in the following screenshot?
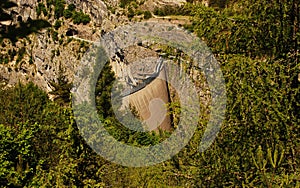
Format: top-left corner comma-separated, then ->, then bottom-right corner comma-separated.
36,3 -> 48,17
95,62 -> 116,118
67,3 -> 76,11
54,20 -> 62,30
54,0 -> 66,19
143,11 -> 152,19
0,123 -> 40,187
72,11 -> 91,25
0,82 -> 49,126
63,8 -> 72,18
48,65 -> 72,106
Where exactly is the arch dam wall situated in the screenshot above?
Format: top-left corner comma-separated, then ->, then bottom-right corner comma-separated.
124,68 -> 172,131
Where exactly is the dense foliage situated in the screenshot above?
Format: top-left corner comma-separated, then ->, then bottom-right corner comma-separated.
0,0 -> 299,187
38,0 -> 91,25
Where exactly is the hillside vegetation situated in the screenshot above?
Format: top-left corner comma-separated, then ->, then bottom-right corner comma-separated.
0,0 -> 299,187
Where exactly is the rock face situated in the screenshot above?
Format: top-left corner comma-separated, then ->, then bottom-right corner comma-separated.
0,0 -> 108,91
14,0 -> 38,22
65,0 -> 108,26
1,0 -> 212,132
0,0 -> 193,91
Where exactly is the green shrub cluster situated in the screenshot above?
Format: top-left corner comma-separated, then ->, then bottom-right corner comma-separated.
143,10 -> 152,19
153,5 -> 190,16
0,55 -> 9,64
71,11 -> 91,25
0,83 -> 81,187
53,0 -> 65,19
119,0 -> 135,8
36,3 -> 48,16
190,1 -> 297,57
63,3 -> 91,25
51,29 -> 58,41
45,1 -> 91,25
63,4 -> 74,18
53,20 -> 61,30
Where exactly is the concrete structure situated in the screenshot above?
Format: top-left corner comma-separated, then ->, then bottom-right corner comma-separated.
121,60 -> 172,131
127,66 -> 171,131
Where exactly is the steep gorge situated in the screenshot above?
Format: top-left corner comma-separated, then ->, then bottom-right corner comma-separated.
0,0 -> 210,130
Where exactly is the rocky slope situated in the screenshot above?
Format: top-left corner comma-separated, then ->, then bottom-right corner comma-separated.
0,0 -> 108,91
0,0 -> 198,93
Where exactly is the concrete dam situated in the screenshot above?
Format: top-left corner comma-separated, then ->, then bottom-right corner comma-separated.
126,65 -> 171,131
114,57 -> 172,132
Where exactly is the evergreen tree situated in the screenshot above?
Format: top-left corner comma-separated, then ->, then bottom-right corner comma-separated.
49,64 -> 72,106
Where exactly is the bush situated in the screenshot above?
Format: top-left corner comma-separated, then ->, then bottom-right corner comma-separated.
36,3 -> 47,16
54,0 -> 66,19
72,11 -> 91,25
0,83 -> 49,125
0,123 -> 40,187
143,11 -> 152,19
120,0 -> 134,8
135,10 -> 143,16
63,8 -> 72,18
81,14 -> 91,24
127,7 -> 134,19
67,3 -> 76,11
46,0 -> 54,8
153,5 -> 190,16
51,30 -> 58,41
54,20 -> 62,30
64,3 -> 76,19
0,56 -> 9,64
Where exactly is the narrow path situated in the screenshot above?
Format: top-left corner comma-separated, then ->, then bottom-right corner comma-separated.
150,14 -> 192,25
71,36 -> 100,45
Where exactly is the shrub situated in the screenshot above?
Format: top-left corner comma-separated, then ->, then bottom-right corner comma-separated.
120,0 -> 134,8
51,30 -> 58,41
135,10 -> 143,16
67,3 -> 76,11
0,56 -> 9,64
54,20 -> 62,30
127,7 -> 134,19
143,11 -> 152,19
46,0 -> 54,8
72,11 -> 91,25
63,3 -> 76,19
36,3 -> 47,16
80,14 -> 91,24
54,0 -> 66,19
63,9 -> 72,18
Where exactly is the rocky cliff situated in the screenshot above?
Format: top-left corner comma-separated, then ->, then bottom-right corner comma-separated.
0,0 -> 108,91
0,0 -> 189,90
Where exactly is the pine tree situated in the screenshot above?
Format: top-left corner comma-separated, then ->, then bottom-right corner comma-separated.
49,64 -> 72,106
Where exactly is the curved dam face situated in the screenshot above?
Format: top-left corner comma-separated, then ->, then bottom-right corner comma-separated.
124,67 -> 172,131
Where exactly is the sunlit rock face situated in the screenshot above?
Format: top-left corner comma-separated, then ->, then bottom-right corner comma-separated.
0,0 -> 108,91
0,0 -> 193,91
